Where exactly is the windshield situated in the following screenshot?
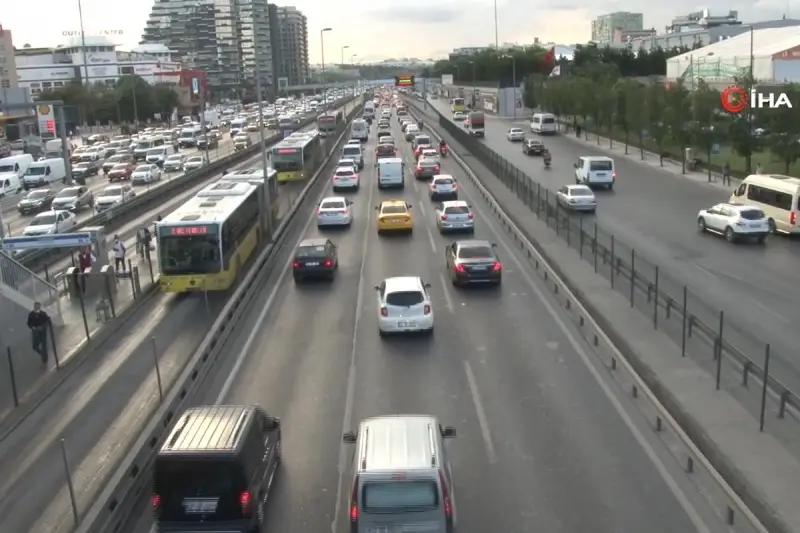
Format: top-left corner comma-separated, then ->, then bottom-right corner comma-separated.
26,166 -> 47,176
362,481 -> 438,512
335,169 -> 354,176
135,140 -> 153,149
160,233 -> 221,274
420,160 -> 439,168
0,164 -> 14,172
234,136 -> 249,142
542,116 -> 556,124
321,200 -> 346,209
444,205 -> 470,215
296,245 -> 327,257
74,162 -> 90,168
25,190 -> 49,200
453,98 -> 464,105
135,165 -> 152,172
178,131 -> 196,139
458,246 -> 494,259
187,157 -> 203,164
32,214 -> 57,225
434,178 -> 454,185
589,161 -> 613,171
570,188 -> 594,197
147,148 -> 165,155
166,155 -> 183,161
111,164 -> 129,171
342,147 -> 360,157
381,205 -> 407,215
101,187 -> 122,197
416,136 -> 431,145
56,188 -> 79,198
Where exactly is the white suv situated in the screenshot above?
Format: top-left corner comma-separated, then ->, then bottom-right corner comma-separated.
697,203 -> 769,243
375,276 -> 434,336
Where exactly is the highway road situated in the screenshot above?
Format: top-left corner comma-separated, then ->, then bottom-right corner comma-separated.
421,97 -> 800,391
0,106 -> 352,533
125,108 -> 726,533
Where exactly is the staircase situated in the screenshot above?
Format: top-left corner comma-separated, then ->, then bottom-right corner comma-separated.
0,252 -> 61,350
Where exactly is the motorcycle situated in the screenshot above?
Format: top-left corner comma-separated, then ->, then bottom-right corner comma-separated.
440,145 -> 448,157
543,154 -> 552,169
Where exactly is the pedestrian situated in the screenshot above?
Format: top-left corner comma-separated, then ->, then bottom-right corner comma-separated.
756,162 -> 763,175
722,161 -> 731,185
27,302 -> 51,364
112,235 -> 126,272
136,227 -> 146,258
77,247 -> 93,293
143,227 -> 153,261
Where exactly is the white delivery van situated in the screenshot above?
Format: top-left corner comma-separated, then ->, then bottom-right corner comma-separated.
574,156 -> 615,190
341,144 -> 364,169
146,145 -> 176,166
351,119 -> 369,142
730,174 -> 800,234
23,158 -> 67,189
377,157 -> 405,189
530,113 -> 557,135
0,154 -> 34,196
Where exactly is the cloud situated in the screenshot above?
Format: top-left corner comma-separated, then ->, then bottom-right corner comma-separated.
366,6 -> 463,23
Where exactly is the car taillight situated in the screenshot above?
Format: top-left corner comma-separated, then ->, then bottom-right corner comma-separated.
791,212 -> 797,225
416,166 -> 422,171
434,166 -> 440,173
350,476 -> 360,521
438,470 -> 453,518
380,306 -> 388,317
240,490 -> 253,517
323,259 -> 333,267
612,172 -> 617,179
316,209 -> 322,215
454,263 -> 465,272
424,304 -> 431,315
292,260 -> 301,268
467,212 -> 474,219
441,214 -> 448,220
151,494 -> 160,508
492,261 -> 502,271
340,210 -> 348,215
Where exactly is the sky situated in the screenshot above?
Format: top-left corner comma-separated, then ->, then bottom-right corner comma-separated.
1,0 -> 796,63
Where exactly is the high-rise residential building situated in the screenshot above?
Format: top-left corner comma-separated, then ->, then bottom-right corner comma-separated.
0,27 -> 19,88
591,12 -> 644,43
238,0 -> 274,92
276,6 -> 309,87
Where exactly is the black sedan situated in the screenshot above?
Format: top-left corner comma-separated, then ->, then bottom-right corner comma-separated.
17,189 -> 57,215
522,139 -> 545,155
445,239 -> 503,287
292,238 -> 338,283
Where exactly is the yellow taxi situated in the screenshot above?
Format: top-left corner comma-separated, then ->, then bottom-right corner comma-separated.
376,199 -> 413,233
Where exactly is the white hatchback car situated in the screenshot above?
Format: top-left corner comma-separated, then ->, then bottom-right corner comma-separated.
436,200 -> 474,233
507,128 -> 525,142
317,196 -> 353,227
697,203 -> 769,243
375,276 -> 434,336
332,166 -> 360,191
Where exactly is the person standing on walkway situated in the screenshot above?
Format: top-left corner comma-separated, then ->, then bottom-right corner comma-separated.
722,162 -> 731,185
27,302 -> 51,364
112,235 -> 127,272
77,247 -> 93,293
136,227 -> 146,258
756,162 -> 763,175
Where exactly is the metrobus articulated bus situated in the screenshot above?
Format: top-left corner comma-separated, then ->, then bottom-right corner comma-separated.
450,97 -> 466,113
221,167 -> 281,221
157,181 -> 260,293
316,111 -> 340,136
269,133 -> 322,182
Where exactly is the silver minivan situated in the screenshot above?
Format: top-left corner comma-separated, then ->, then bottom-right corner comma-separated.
343,415 -> 457,533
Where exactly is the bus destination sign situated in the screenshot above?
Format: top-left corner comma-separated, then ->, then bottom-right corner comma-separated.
169,225 -> 216,236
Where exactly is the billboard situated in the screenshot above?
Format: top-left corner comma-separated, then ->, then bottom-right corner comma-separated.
442,74 -> 454,86
36,104 -> 56,135
394,75 -> 415,87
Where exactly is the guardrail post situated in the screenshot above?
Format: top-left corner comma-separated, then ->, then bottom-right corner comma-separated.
593,223 -> 598,272
630,249 -> 635,307
127,260 -> 136,298
78,290 -> 91,343
132,266 -> 142,296
681,286 -> 688,357
152,336 -> 164,402
579,216 -> 584,259
6,347 -> 19,407
49,321 -> 61,369
544,189 -> 549,227
760,344 -> 770,431
566,212 -> 571,247
536,183 -> 541,217
715,311 -> 724,390
44,263 -> 50,284
610,235 -> 615,289
653,266 -> 659,329
60,438 -> 80,527
555,205 -> 560,237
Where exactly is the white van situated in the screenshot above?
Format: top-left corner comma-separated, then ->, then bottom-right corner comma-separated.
23,158 -> 67,189
530,112 -> 557,135
351,119 -> 369,142
729,174 -> 800,234
341,144 -> 364,169
0,154 -> 33,196
377,157 -> 405,189
146,145 -> 177,167
574,156 -> 615,190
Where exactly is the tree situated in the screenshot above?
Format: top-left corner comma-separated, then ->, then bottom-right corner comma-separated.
625,81 -> 647,159
645,81 -> 668,165
762,84 -> 800,173
689,80 -> 724,179
663,80 -> 692,172
613,79 -> 634,154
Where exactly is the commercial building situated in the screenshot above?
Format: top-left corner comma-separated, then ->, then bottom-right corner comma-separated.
628,10 -> 800,51
13,36 -> 181,96
591,12 -> 644,44
667,26 -> 800,83
276,6 -> 309,87
0,27 -> 19,89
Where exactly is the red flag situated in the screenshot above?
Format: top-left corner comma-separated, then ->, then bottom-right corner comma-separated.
542,46 -> 555,73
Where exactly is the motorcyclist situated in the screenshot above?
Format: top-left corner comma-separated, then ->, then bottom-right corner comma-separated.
543,149 -> 552,166
417,119 -> 423,130
222,168 -> 229,176
439,139 -> 447,154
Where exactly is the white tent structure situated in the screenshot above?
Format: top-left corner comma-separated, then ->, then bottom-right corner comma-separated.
666,27 -> 800,83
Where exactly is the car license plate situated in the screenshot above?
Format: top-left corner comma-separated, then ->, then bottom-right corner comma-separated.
306,262 -> 319,266
596,173 -> 607,177
398,321 -> 416,328
472,266 -> 488,271
453,223 -> 465,227
392,218 -> 402,222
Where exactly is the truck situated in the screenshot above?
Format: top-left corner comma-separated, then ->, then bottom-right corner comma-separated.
203,109 -> 220,129
466,111 -> 485,137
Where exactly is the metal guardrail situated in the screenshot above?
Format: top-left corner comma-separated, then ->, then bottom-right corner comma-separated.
11,99 -> 353,273
71,103 -> 363,533
403,97 -> 773,533
0,250 -> 59,305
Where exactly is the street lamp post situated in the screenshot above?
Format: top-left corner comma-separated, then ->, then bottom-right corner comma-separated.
320,28 -> 332,105
493,0 -> 499,50
253,52 -> 273,235
341,45 -> 349,67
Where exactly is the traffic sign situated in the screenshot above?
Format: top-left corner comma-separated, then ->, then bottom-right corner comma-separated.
395,75 -> 415,87
1,233 -> 93,251
711,143 -> 721,154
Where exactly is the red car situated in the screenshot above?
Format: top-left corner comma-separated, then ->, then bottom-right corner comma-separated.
107,163 -> 134,182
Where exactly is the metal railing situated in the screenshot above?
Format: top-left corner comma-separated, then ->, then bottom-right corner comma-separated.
0,251 -> 58,306
418,98 -> 800,444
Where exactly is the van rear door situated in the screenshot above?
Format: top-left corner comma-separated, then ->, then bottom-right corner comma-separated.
154,457 -> 249,524
358,478 -> 446,532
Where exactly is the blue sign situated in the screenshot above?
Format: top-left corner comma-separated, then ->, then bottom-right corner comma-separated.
711,143 -> 721,154
191,77 -> 200,95
1,232 -> 92,251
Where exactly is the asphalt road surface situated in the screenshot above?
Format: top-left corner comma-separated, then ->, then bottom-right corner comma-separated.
126,108 -> 727,533
422,97 -> 800,392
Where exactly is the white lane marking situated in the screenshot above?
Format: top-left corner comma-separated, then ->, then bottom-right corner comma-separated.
412,177 -> 420,192
438,273 -> 455,314
418,199 -> 427,216
425,225 -> 438,253
470,198 -> 713,533
464,360 -> 498,463
332,162 -> 375,533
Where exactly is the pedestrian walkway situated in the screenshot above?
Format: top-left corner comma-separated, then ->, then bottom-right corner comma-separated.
0,230 -> 156,430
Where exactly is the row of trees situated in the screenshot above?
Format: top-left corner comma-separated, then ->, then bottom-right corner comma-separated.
525,65 -> 800,174
36,77 -> 179,127
421,42 -> 706,85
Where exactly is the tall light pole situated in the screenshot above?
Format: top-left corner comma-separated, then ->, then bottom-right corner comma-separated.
253,47 -> 273,236
502,54 -> 517,119
493,0 -> 499,50
77,0 -> 90,127
320,27 -> 332,104
341,45 -> 349,67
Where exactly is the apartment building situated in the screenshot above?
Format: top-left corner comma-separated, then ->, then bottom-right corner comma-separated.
591,12 -> 644,44
276,6 -> 309,87
0,27 -> 19,88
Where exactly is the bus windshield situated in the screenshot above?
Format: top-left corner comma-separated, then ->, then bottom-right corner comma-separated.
159,233 -> 222,274
271,149 -> 302,170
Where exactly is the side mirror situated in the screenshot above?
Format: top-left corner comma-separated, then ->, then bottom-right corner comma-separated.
343,431 -> 357,443
441,426 -> 456,438
491,243 -> 497,247
374,206 -> 379,210
373,285 -> 380,290
573,163 -> 579,168
424,282 -> 432,288
407,204 -> 412,208
267,416 -> 281,430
